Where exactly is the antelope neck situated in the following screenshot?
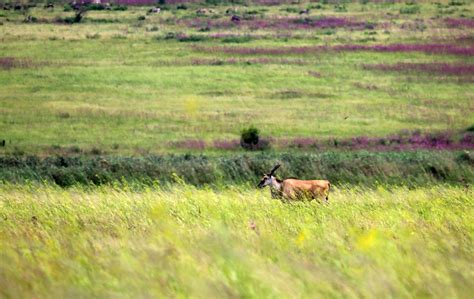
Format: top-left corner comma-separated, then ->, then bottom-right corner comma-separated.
270,177 -> 282,190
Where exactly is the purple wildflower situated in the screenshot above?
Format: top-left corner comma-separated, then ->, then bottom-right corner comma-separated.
290,138 -> 319,149
171,139 -> 206,150
0,57 -> 45,70
194,43 -> 474,57
213,139 -> 240,150
273,131 -> 473,151
116,0 -> 196,4
363,63 -> 474,76
308,71 -> 321,78
445,18 -> 474,28
190,58 -> 306,66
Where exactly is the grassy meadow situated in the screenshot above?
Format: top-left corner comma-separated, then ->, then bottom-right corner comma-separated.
1,184 -> 473,298
0,0 -> 473,154
0,1 -> 473,298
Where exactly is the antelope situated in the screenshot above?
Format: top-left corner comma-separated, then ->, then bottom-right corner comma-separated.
257,164 -> 330,202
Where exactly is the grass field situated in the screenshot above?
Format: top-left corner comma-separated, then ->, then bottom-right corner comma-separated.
0,184 -> 472,298
0,1 -> 473,298
0,1 -> 473,155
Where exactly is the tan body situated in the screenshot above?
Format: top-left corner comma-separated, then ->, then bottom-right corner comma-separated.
258,164 -> 330,202
280,179 -> 330,201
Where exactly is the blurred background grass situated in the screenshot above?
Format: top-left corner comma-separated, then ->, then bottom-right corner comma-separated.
0,1 -> 472,155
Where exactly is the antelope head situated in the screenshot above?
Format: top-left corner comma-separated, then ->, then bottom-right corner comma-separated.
257,164 -> 280,188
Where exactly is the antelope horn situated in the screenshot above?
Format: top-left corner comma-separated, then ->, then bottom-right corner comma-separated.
268,164 -> 281,176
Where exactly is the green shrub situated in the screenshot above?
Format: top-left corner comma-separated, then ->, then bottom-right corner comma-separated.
400,6 -> 420,14
85,4 -> 105,11
449,1 -> 465,6
113,5 -> 127,11
334,5 -> 347,12
282,7 -> 299,13
456,151 -> 473,165
164,32 -> 177,39
221,36 -> 251,43
87,18 -> 120,24
177,35 -> 209,42
240,126 -> 260,149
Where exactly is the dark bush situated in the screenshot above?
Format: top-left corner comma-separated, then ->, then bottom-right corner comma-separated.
365,22 -> 376,30
334,5 -> 347,13
164,32 -> 177,39
449,1 -> 466,6
12,147 -> 25,157
59,10 -> 85,24
457,151 -> 473,165
221,36 -> 252,43
25,155 -> 40,167
87,19 -> 120,24
283,7 -> 299,13
50,167 -> 85,187
85,4 -> 106,11
177,35 -> 209,42
113,5 -> 128,11
89,147 -> 102,155
240,126 -> 259,150
68,146 -> 81,154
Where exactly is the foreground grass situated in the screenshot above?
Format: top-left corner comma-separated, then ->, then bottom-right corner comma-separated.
0,184 -> 472,298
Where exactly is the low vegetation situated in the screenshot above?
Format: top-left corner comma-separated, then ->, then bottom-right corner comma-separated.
1,151 -> 472,187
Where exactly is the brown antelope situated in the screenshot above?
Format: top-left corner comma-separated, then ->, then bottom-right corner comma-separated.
257,164 -> 330,202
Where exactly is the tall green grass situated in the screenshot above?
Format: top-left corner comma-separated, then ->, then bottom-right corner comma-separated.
1,151 -> 472,187
0,184 -> 472,298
